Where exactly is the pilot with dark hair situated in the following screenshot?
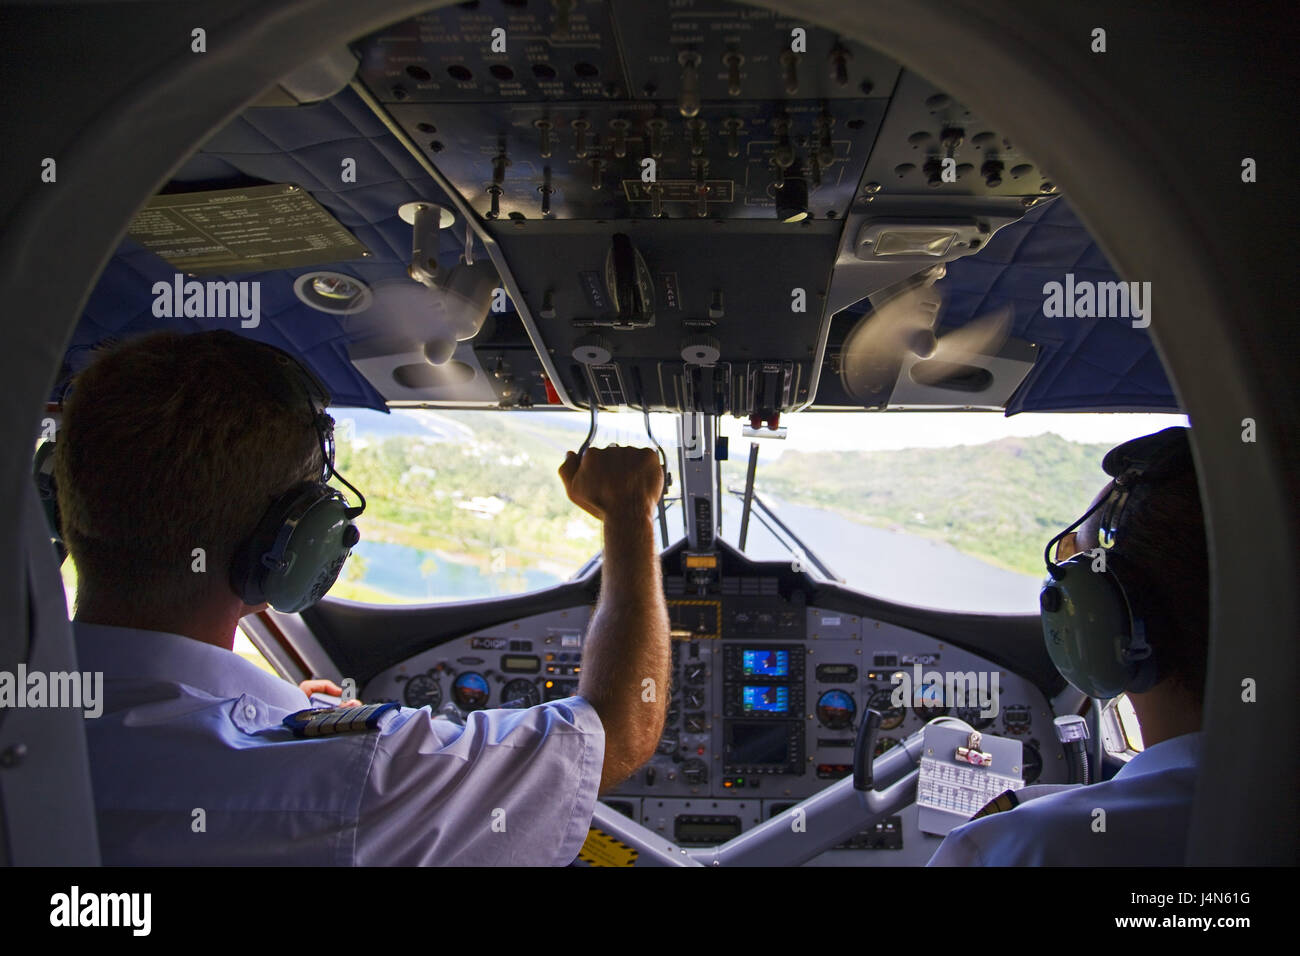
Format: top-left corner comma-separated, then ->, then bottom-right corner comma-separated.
928,426 -> 1207,866
55,329 -> 670,865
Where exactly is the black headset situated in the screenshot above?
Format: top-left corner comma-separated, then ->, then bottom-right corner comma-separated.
35,333 -> 365,614
1039,426 -> 1193,699
226,337 -> 365,613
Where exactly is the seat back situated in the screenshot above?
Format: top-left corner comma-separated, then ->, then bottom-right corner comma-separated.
0,482 -> 99,865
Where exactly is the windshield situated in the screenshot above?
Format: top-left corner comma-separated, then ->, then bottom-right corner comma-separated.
323,407 -> 1187,613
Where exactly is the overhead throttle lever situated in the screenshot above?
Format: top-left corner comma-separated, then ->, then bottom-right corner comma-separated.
574,374 -> 599,459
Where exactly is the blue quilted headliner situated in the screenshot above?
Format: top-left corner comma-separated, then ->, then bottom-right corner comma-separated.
936,198 -> 1175,414
64,86 -> 1178,415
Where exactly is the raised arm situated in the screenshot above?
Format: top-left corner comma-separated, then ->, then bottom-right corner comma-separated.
559,447 -> 671,794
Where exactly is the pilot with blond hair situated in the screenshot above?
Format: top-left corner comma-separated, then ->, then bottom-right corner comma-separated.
55,329 -> 670,865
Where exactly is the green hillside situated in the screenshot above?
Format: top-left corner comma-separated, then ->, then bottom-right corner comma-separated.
333,412 -> 602,579
727,433 -> 1113,576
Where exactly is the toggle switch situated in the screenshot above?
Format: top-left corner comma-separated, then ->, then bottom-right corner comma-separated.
487,151 -> 511,220
772,116 -> 794,169
678,50 -> 702,118
708,289 -> 725,319
538,166 -> 554,217
693,158 -> 709,217
722,117 -> 743,158
817,115 -> 835,167
648,182 -> 664,218
571,118 -> 589,158
829,45 -> 851,87
609,118 -> 629,159
645,117 -> 667,159
723,50 -> 745,96
534,118 -> 553,159
687,118 -> 707,157
780,50 -> 800,95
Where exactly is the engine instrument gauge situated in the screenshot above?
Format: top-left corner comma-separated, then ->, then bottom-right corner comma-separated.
912,681 -> 950,721
867,688 -> 906,730
403,673 -> 442,709
500,678 -> 541,709
874,735 -> 902,758
955,706 -> 995,730
1022,740 -> 1043,784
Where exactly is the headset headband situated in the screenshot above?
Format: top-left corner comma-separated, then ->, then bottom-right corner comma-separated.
1096,427 -> 1192,550
1044,426 -> 1191,575
235,335 -> 365,519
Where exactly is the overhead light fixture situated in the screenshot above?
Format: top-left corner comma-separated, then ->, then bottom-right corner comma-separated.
292,271 -> 373,314
364,261 -> 497,367
398,200 -> 456,287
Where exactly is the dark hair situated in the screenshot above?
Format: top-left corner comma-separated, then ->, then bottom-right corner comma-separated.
53,330 -> 324,614
1105,463 -> 1210,707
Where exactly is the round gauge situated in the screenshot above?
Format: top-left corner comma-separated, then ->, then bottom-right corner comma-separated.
874,735 -> 902,758
816,689 -> 856,730
451,671 -> 490,711
1022,741 -> 1043,784
912,682 -> 950,722
867,689 -> 906,730
500,678 -> 540,709
403,673 -> 442,709
955,706 -> 995,730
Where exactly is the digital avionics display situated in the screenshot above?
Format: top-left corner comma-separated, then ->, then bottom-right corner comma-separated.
727,722 -> 792,765
742,685 -> 790,714
742,649 -> 790,677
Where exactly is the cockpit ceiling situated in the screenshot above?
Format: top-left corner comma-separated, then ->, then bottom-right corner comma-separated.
58,3 -> 1178,417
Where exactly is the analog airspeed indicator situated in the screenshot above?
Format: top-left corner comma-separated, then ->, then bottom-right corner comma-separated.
403,673 -> 442,710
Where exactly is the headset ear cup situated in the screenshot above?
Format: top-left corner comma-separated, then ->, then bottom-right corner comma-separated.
231,482 -> 346,609
232,484 -> 313,607
1040,556 -> 1154,698
234,483 -> 358,613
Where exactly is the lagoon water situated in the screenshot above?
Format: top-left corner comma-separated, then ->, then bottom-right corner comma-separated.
349,496 -> 1041,614
351,539 -> 562,601
733,496 -> 1042,614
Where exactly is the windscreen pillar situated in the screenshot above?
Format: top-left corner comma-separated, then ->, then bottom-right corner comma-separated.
677,412 -> 720,553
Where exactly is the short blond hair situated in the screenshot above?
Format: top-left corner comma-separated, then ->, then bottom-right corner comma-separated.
54,330 -> 324,613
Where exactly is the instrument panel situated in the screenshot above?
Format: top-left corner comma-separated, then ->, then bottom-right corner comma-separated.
364,583 -> 1062,866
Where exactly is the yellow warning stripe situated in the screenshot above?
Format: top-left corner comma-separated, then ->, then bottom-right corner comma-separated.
577,827 -> 639,867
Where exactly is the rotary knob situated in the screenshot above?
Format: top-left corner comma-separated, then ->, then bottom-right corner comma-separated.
681,335 -> 721,366
572,334 -> 613,366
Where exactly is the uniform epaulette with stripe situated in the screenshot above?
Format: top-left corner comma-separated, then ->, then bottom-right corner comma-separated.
283,702 -> 399,738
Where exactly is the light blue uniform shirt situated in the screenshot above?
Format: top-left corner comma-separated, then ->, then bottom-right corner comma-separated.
74,623 -> 605,866
927,731 -> 1202,866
